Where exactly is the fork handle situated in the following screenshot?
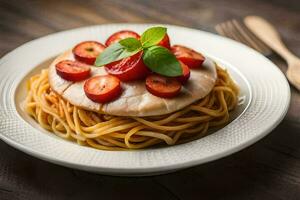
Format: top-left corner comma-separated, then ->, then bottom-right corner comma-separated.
244,16 -> 298,63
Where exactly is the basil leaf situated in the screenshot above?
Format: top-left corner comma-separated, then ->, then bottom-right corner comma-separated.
119,37 -> 142,51
143,46 -> 182,77
95,41 -> 141,67
141,27 -> 167,48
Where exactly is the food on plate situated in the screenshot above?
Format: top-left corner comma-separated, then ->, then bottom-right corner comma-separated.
176,62 -> 190,84
145,74 -> 182,98
104,51 -> 150,81
171,45 -> 205,68
158,34 -> 171,49
25,26 -> 239,150
55,60 -> 91,81
105,30 -> 140,46
72,41 -> 106,65
84,75 -> 122,103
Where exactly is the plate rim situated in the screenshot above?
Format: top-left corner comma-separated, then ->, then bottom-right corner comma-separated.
0,23 -> 291,175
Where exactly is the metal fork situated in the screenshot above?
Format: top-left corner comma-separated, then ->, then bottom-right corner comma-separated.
215,19 -> 272,56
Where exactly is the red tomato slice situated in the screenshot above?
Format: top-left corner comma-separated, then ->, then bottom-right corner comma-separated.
145,74 -> 181,98
72,41 -> 106,65
55,60 -> 91,82
171,45 -> 205,68
158,34 -> 171,49
177,62 -> 190,84
84,75 -> 122,103
105,30 -> 140,46
105,51 -> 150,82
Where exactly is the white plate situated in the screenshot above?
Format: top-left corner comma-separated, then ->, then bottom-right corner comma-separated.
0,24 -> 290,176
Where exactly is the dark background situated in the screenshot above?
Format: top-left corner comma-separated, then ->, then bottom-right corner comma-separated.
0,0 -> 300,199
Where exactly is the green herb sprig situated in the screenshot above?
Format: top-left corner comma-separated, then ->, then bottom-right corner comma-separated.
94,27 -> 182,77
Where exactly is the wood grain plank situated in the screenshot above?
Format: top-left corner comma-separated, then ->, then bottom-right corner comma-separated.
86,0 -> 151,23
108,0 -> 187,25
0,0 -> 300,199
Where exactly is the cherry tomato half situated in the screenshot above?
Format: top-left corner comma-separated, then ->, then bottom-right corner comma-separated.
105,30 -> 140,46
105,51 -> 150,82
55,60 -> 91,82
145,74 -> 181,98
171,45 -> 205,68
84,75 -> 122,103
176,62 -> 190,84
158,34 -> 171,49
72,41 -> 106,65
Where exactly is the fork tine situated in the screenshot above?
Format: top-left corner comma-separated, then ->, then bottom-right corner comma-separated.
225,21 -> 258,49
229,20 -> 266,53
224,22 -> 243,41
241,22 -> 272,55
215,19 -> 272,56
216,23 -> 244,43
216,22 -> 257,50
231,20 -> 272,55
215,24 -> 227,37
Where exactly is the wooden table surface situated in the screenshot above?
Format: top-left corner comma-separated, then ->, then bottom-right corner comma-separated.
1,0 -> 300,199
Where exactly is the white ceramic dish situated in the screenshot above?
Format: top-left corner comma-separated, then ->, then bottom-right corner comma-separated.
0,24 -> 290,176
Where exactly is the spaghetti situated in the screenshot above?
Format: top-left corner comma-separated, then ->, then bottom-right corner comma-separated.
25,66 -> 239,150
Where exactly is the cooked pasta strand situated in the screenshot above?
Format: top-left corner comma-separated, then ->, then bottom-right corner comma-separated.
25,66 -> 238,150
